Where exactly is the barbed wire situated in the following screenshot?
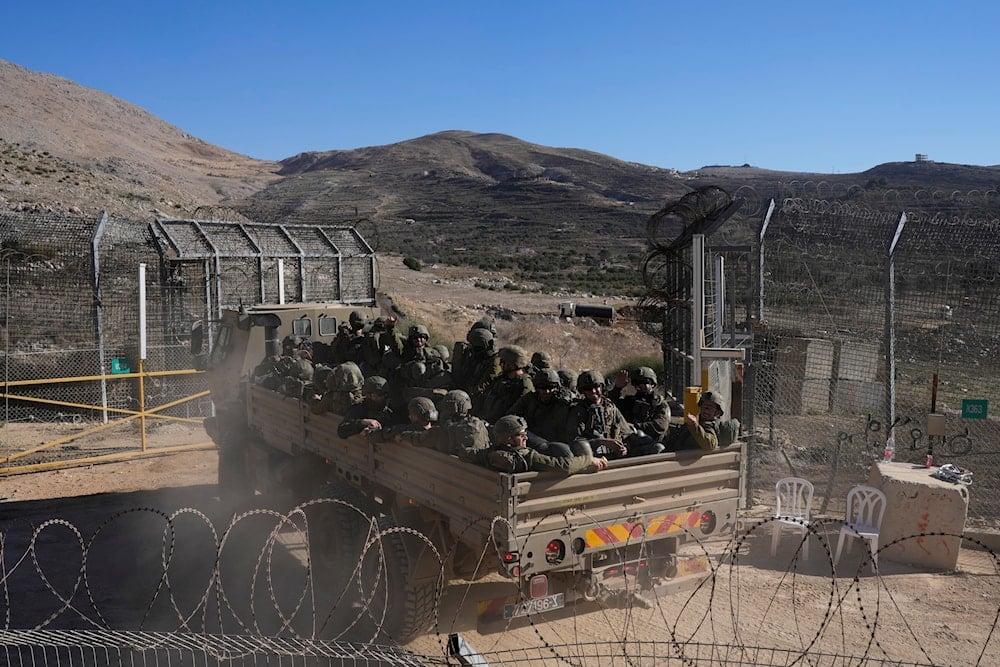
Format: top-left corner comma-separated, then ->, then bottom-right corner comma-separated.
1,501 -> 996,665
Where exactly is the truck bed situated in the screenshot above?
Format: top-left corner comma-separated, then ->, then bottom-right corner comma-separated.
248,384 -> 744,574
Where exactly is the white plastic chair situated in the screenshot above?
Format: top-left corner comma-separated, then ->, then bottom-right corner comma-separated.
834,484 -> 887,569
771,477 -> 815,560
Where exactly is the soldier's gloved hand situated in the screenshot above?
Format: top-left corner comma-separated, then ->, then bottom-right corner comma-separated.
588,456 -> 609,472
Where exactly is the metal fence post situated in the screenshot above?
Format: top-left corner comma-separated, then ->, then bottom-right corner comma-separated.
92,211 -> 109,423
885,212 -> 907,450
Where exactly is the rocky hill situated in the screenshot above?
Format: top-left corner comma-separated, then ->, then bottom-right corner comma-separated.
0,59 -> 279,218
3,58 -> 998,271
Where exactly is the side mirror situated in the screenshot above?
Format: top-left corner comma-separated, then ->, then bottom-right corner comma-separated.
191,321 -> 204,356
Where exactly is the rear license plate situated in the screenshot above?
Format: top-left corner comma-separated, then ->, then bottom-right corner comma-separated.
503,592 -> 565,619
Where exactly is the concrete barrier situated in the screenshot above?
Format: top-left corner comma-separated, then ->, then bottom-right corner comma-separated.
867,462 -> 969,570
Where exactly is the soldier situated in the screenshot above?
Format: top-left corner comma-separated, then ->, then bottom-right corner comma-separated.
392,359 -> 450,413
470,415 -> 607,475
557,369 -> 578,401
663,391 -> 724,452
401,324 -> 440,364
566,370 -> 632,459
475,345 -> 534,424
394,389 -> 490,459
608,367 -> 671,443
372,316 -> 406,374
337,375 -> 401,438
433,344 -> 453,372
453,326 -> 501,404
310,361 -> 364,415
568,370 -> 665,458
253,334 -> 298,389
332,311 -> 367,364
370,396 -> 438,442
471,317 -> 497,337
510,369 -> 577,455
529,350 -> 554,375
280,351 -> 315,399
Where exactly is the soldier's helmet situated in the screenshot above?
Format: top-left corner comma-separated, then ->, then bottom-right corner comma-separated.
403,360 -> 427,383
349,310 -> 366,330
533,369 -> 561,389
466,327 -> 495,352
631,366 -> 658,385
328,361 -> 364,392
312,364 -> 333,388
558,369 -> 577,391
439,389 -> 472,420
698,391 -> 726,416
282,334 -> 301,355
433,344 -> 450,361
291,357 -> 314,381
576,369 -> 605,392
493,415 -> 528,443
362,375 -> 388,396
409,324 -> 430,339
408,396 -> 438,422
470,317 -> 497,337
498,345 -> 529,368
530,351 -> 553,369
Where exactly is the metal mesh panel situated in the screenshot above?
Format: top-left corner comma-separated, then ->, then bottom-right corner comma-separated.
285,225 -> 338,254
753,199 -> 999,521
249,224 -> 301,255
892,212 -> 1000,518
1,212 -> 103,423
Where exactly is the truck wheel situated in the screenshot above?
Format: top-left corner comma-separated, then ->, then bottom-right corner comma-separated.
310,481 -> 377,567
357,516 -> 439,642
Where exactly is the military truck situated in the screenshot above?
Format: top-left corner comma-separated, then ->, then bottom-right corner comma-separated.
192,302 -> 745,641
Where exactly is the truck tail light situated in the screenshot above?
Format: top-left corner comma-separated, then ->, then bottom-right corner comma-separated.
700,510 -> 717,534
545,539 -> 566,565
500,551 -> 520,578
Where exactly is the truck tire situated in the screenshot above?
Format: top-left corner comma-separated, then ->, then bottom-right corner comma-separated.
310,481 -> 377,567
357,516 -> 439,642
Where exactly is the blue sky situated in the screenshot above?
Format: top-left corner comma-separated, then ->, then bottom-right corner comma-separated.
3,1 -> 997,173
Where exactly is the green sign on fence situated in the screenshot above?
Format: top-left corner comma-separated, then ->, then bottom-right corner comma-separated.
962,399 -> 988,420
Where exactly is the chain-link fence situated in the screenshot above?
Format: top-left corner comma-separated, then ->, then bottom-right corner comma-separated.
0,211 -> 375,470
750,199 -> 999,523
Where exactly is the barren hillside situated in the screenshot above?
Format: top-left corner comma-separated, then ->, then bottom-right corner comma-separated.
0,59 -> 279,217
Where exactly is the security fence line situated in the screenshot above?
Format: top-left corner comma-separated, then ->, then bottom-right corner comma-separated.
0,209 -> 374,475
745,198 -> 999,523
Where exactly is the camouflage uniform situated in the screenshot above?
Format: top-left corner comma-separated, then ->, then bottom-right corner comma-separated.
470,416 -> 596,475
663,391 -> 724,452
475,346 -> 534,424
399,414 -> 490,459
510,370 -> 573,443
310,361 -> 364,415
337,376 -> 401,438
607,370 -> 671,442
567,397 -> 632,444
453,328 -> 501,403
332,326 -> 364,365
663,417 -> 720,452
